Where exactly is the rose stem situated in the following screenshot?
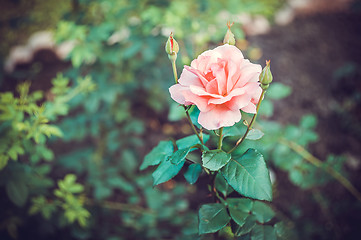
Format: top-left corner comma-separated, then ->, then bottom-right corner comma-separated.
218,127 -> 223,150
184,107 -> 204,145
171,58 -> 178,84
227,89 -> 266,154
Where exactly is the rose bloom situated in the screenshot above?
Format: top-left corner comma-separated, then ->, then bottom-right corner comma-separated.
169,44 -> 262,130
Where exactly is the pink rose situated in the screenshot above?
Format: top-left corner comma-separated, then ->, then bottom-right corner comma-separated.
169,44 -> 262,130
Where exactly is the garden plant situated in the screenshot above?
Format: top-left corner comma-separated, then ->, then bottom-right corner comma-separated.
1,1 -> 361,240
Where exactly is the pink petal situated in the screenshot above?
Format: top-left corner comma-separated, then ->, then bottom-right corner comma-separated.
189,85 -> 222,98
210,60 -> 227,95
250,86 -> 263,104
178,67 -> 203,87
205,78 -> 219,95
183,90 -> 214,112
234,61 -> 262,88
198,105 -> 242,130
169,84 -> 187,105
184,66 -> 209,86
190,55 -> 214,73
212,44 -> 244,63
241,102 -> 257,114
226,60 -> 241,93
208,88 -> 245,105
225,94 -> 252,111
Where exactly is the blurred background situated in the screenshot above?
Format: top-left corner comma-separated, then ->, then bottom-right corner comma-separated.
0,0 -> 361,239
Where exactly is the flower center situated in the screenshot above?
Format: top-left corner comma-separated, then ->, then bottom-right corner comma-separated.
204,71 -> 215,82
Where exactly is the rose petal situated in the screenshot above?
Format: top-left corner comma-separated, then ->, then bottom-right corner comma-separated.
205,78 -> 219,95
234,61 -> 262,88
241,102 -> 257,114
189,85 -> 222,98
183,90 -> 214,112
212,44 -> 244,63
208,88 -> 245,105
210,60 -> 227,95
198,105 -> 242,130
184,66 -> 209,86
178,67 -> 203,87
225,94 -> 252,111
169,84 -> 187,104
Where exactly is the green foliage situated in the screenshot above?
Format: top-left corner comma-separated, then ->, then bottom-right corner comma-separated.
152,158 -> 185,186
221,149 -> 273,201
202,150 -> 231,171
184,164 -> 202,184
215,173 -> 234,197
228,198 -> 253,226
246,129 -> 264,140
198,203 -> 231,234
6,180 -> 29,207
3,0 -> 353,239
170,147 -> 192,165
30,174 -> 90,227
251,201 -> 275,224
140,141 -> 174,170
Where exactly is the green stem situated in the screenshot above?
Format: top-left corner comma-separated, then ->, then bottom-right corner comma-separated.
228,89 -> 266,154
280,138 -> 361,203
218,127 -> 223,150
85,198 -> 154,215
171,58 -> 178,84
184,106 -> 204,145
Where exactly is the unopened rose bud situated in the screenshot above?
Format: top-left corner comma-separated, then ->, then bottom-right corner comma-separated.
165,32 -> 179,60
259,60 -> 273,90
223,21 -> 235,46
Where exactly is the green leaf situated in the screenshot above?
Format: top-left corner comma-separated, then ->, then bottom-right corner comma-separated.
107,176 -> 135,193
246,129 -> 264,140
170,147 -> 191,165
68,184 -> 84,193
221,149 -> 272,201
176,134 -> 209,150
198,203 -> 231,234
228,198 -> 253,227
184,164 -> 202,184
228,198 -> 253,212
250,224 -> 276,240
266,83 -> 292,100
232,215 -> 257,237
202,150 -> 231,171
140,141 -> 174,170
251,201 -> 275,223
152,159 -> 185,186
223,122 -> 247,138
6,180 -> 28,207
215,173 -> 234,197
300,114 -> 317,129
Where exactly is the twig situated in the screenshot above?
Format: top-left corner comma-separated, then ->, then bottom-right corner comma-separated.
85,198 -> 154,215
279,138 -> 361,203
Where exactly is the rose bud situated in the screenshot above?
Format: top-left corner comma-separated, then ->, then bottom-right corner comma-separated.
165,32 -> 179,60
259,60 -> 273,90
223,21 -> 235,46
